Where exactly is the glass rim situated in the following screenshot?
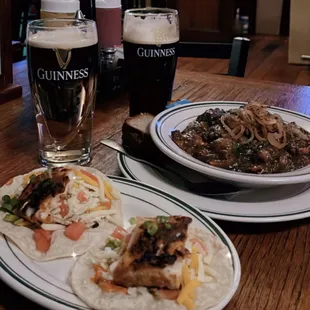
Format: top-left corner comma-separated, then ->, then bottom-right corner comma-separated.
27,19 -> 96,30
125,7 -> 178,16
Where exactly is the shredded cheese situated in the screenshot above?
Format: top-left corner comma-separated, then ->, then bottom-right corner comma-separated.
190,246 -> 199,276
103,180 -> 115,200
75,170 -> 98,188
182,298 -> 195,310
86,205 -> 110,213
182,264 -> 191,286
179,243 -> 205,310
177,279 -> 200,304
188,290 -> 195,299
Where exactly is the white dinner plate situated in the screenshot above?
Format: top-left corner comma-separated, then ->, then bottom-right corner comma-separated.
118,154 -> 310,223
0,177 -> 240,310
150,101 -> 310,188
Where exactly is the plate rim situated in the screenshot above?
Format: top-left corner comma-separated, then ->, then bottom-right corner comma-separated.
118,153 -> 310,223
150,101 -> 310,186
0,176 -> 241,310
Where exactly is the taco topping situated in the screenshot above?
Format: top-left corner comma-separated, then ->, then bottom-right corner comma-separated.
88,216 -> 218,310
33,229 -> 53,253
65,222 -> 86,241
0,167 -> 121,254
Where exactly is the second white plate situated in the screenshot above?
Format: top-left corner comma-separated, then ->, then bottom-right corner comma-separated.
118,154 -> 310,223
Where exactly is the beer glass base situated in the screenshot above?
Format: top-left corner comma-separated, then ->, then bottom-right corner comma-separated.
39,149 -> 91,167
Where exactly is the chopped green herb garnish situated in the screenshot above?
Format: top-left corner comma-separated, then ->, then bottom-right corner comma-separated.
156,216 -> 169,223
13,218 -> 25,226
3,214 -> 19,222
143,221 -> 158,236
105,238 -> 122,250
129,217 -> 137,225
165,223 -> 172,230
105,240 -> 117,249
114,239 -> 122,248
0,203 -> 13,213
10,196 -> 19,207
2,195 -> 11,203
29,174 -> 37,183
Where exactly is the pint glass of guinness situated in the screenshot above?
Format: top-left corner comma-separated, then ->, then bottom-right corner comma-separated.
123,8 -> 179,116
27,19 -> 98,166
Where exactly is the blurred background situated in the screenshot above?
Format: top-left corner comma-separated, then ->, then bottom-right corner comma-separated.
7,0 -> 310,86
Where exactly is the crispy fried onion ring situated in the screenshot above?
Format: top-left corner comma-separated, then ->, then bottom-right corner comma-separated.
220,101 -> 291,148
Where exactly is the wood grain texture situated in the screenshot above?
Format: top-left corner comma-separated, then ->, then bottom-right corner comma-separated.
177,35 -> 310,86
1,66 -> 310,310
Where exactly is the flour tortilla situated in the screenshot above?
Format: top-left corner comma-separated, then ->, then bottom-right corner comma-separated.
0,166 -> 123,261
71,227 -> 234,310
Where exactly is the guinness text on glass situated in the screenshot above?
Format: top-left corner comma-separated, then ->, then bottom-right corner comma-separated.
27,19 -> 98,166
123,8 -> 179,116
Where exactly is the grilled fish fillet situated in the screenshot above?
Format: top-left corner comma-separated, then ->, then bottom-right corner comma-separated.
113,216 -> 192,289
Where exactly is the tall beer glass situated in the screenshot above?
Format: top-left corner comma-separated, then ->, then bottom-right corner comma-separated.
27,19 -> 98,166
123,8 -> 179,116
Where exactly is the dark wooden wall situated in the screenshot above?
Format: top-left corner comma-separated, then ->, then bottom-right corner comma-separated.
0,0 -> 13,87
280,0 -> 290,35
167,0 -> 235,43
234,0 -> 257,34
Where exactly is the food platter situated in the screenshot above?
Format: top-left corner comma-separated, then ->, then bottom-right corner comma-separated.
150,101 -> 310,188
0,176 -> 240,310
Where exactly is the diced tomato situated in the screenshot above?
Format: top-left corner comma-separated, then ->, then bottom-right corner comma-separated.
33,229 -> 53,253
65,222 -> 86,241
81,170 -> 99,185
6,178 -> 13,186
39,229 -> 53,239
190,237 -> 208,254
77,191 -> 88,203
158,289 -> 180,300
59,197 -> 69,217
111,226 -> 128,240
91,264 -> 107,284
98,199 -> 111,209
98,279 -> 127,294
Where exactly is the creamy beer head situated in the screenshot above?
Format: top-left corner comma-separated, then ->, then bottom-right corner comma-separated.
123,8 -> 179,116
28,26 -> 98,49
123,9 -> 179,45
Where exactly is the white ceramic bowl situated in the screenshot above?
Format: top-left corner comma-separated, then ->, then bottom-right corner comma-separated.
150,101 -> 310,188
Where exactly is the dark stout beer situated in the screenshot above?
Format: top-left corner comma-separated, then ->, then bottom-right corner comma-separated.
123,8 -> 179,116
123,41 -> 178,116
27,20 -> 98,166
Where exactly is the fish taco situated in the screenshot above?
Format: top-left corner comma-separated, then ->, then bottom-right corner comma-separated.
71,216 -> 233,310
0,166 -> 123,261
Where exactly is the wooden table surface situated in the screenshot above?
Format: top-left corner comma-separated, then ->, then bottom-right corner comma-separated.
1,65 -> 310,310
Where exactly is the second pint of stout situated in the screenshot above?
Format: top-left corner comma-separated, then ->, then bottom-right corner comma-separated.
123,9 -> 179,116
27,19 -> 98,166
